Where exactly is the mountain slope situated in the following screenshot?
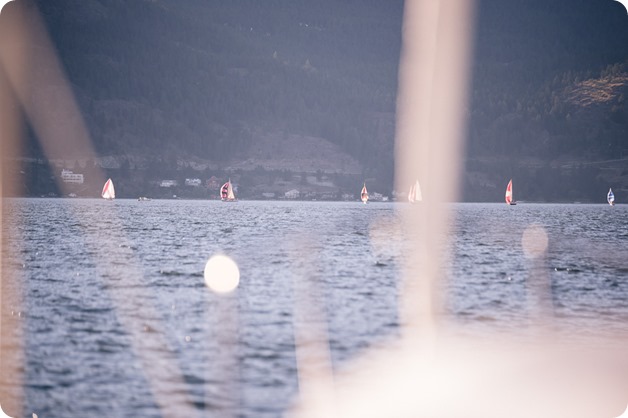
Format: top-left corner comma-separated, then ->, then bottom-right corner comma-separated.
2,0 -> 628,200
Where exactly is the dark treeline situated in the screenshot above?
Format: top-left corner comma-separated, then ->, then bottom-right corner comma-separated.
2,0 -> 628,200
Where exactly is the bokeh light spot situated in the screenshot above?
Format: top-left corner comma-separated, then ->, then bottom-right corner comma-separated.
204,254 -> 240,293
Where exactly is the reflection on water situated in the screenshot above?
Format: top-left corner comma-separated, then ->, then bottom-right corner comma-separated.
2,199 -> 628,416
449,203 -> 628,337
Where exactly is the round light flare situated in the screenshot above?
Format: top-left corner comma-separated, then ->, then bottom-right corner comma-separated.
204,255 -> 240,294
1,1 -> 15,13
521,224 -> 548,259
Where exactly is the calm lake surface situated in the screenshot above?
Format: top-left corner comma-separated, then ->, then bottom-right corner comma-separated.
2,199 -> 628,417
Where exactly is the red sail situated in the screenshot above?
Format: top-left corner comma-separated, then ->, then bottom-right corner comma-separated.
505,180 -> 513,204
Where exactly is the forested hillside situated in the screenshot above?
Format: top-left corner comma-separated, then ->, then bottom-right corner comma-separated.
2,0 -> 628,200
464,0 -> 628,201
24,0 -> 402,175
470,0 -> 628,160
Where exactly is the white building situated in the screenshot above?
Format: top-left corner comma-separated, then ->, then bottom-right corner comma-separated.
185,178 -> 201,187
370,192 -> 384,202
160,180 -> 178,187
61,169 -> 84,184
285,189 -> 300,199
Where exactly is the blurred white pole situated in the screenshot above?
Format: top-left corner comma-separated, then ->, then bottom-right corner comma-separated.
1,3 -> 26,416
0,2 -> 100,170
292,3 -> 476,416
395,0 -> 474,342
291,238 -> 336,418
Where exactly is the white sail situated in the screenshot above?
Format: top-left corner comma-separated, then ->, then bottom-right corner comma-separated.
101,178 -> 115,200
221,179 -> 236,201
408,180 -> 422,203
361,183 -> 368,204
608,188 -> 615,206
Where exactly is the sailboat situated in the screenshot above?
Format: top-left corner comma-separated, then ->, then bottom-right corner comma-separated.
608,188 -> 615,206
408,179 -> 422,203
101,178 -> 115,200
361,183 -> 369,204
221,179 -> 236,201
505,179 -> 516,205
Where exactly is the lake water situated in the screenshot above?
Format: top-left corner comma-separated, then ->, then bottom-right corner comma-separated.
2,199 -> 628,417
